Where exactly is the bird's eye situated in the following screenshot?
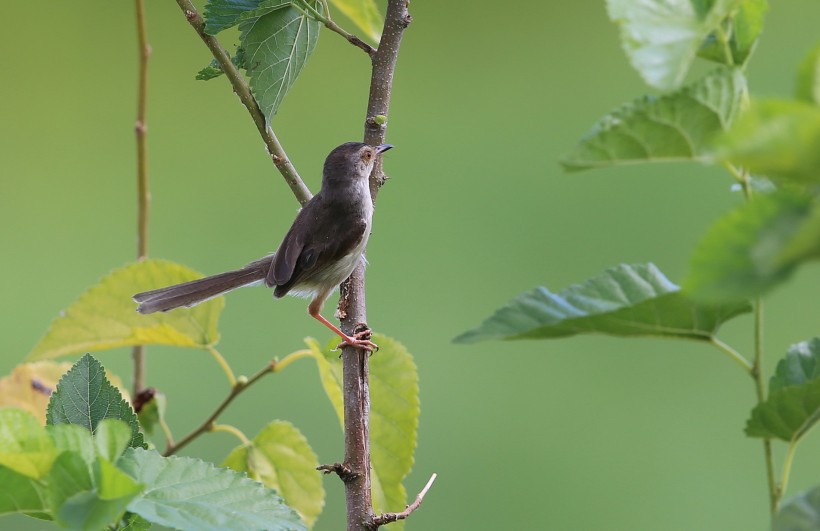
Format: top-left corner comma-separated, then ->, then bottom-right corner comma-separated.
363,150 -> 373,161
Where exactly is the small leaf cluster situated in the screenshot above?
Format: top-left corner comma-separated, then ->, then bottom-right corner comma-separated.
198,0 -> 382,120
460,0 -> 820,525
0,354 -> 305,531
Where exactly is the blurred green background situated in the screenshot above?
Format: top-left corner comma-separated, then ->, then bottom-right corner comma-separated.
3,1 -> 820,529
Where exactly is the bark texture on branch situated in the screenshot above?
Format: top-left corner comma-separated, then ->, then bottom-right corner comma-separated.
338,1 -> 412,529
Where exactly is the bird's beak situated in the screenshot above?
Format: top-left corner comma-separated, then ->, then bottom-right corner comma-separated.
375,144 -> 394,154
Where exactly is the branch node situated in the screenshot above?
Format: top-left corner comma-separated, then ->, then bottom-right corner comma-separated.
184,9 -> 197,21
372,473 -> 437,526
316,462 -> 359,482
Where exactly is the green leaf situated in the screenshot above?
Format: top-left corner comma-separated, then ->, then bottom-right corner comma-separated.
770,339 -> 820,393
196,48 -> 246,81
119,512 -> 153,531
698,0 -> 767,66
204,0 -> 295,36
94,419 -> 134,462
685,191 -> 820,302
223,420 -> 324,527
48,451 -> 142,531
27,260 -> 223,361
0,465 -> 48,515
562,68 -> 746,171
0,408 -> 56,478
774,484 -> 820,531
118,448 -> 306,531
717,99 -> 820,185
746,377 -> 820,441
606,0 -> 740,89
329,0 -> 382,42
241,1 -> 322,120
455,263 -> 750,344
48,423 -> 97,466
308,335 -> 419,528
47,354 -> 145,449
796,42 -> 820,105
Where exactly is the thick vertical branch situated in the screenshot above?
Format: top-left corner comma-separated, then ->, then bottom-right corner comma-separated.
132,0 -> 151,396
339,1 -> 412,529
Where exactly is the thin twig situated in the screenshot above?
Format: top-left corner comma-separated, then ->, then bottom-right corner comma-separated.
132,0 -> 151,396
317,462 -> 358,482
210,422 -> 251,446
174,0 -> 312,205
163,361 -> 274,456
337,1 -> 412,530
709,337 -> 753,374
295,0 -> 375,55
373,473 -> 437,526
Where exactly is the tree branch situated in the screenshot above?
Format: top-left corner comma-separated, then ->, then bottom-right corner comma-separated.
372,473 -> 437,526
174,0 -> 312,205
132,0 -> 151,397
338,1 -> 412,529
163,360 -> 274,456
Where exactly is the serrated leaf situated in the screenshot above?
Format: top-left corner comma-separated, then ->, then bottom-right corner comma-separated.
796,42 -> 820,105
47,354 -> 145,449
698,0 -> 767,66
774,484 -> 820,531
455,263 -> 750,344
223,420 -> 323,527
48,451 -> 142,531
0,408 -> 56,479
717,99 -> 820,185
308,335 -> 418,529
241,1 -> 321,120
770,339 -> 820,393
607,0 -> 740,89
94,419 -> 134,463
0,465 -> 47,515
118,448 -> 306,531
28,260 -> 223,361
746,377 -> 820,441
685,191 -> 820,302
562,68 -> 746,171
329,0 -> 382,42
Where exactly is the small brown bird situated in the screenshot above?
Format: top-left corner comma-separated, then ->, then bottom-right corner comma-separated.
133,142 -> 393,351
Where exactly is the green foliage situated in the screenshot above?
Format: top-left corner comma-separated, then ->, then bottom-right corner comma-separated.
685,191 -> 820,302
717,99 -> 820,185
698,0 -> 768,66
223,420 -> 324,527
561,68 -> 746,171
774,485 -> 820,531
746,378 -> 820,442
202,0 -> 322,120
770,339 -> 820,392
119,447 -> 306,531
0,408 -> 56,478
329,0 -> 382,41
606,0 -> 746,90
796,42 -> 820,105
455,263 -> 749,344
308,335 -> 419,530
27,260 -> 223,361
46,354 -> 145,449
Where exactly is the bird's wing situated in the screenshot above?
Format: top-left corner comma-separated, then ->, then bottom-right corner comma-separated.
268,227 -> 304,287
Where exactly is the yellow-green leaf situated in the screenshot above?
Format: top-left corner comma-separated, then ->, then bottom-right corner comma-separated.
307,334 -> 419,529
0,409 -> 57,479
223,420 -> 324,528
27,260 -> 223,361
329,0 -> 382,42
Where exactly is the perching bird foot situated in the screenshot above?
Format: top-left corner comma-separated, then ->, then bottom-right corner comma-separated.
334,328 -> 379,353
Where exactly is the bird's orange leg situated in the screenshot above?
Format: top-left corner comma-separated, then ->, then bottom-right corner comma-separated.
309,299 -> 378,352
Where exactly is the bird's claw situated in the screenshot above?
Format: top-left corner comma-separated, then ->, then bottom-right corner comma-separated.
333,329 -> 379,354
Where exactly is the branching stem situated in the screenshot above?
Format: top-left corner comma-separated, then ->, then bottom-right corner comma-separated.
163,360 -> 275,456
338,1 -> 413,529
174,0 -> 312,205
373,473 -> 437,526
294,0 -> 375,55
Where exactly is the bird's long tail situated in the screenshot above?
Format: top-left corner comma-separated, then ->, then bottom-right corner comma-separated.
133,256 -> 272,314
